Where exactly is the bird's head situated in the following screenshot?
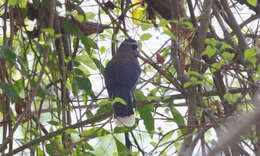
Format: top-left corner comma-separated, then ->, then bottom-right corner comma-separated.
118,38 -> 138,52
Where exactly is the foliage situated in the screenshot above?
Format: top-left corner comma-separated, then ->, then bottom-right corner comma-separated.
0,0 -> 259,155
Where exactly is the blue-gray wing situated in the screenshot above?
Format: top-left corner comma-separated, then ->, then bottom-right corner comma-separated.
104,57 -> 141,97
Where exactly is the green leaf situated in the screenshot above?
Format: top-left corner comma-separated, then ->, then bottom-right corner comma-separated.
86,110 -> 94,118
247,0 -> 257,7
224,93 -> 240,104
158,19 -> 169,27
8,0 -> 17,5
244,48 -> 256,60
140,33 -> 152,40
249,57 -> 257,65
75,54 -> 96,70
74,67 -> 90,77
66,72 -> 73,91
114,136 -> 132,156
141,23 -> 152,31
75,76 -> 92,94
82,127 -> 110,137
30,128 -> 41,137
184,21 -> 194,29
161,131 -> 173,143
42,28 -> 55,36
220,43 -> 233,51
80,36 -> 91,54
16,55 -> 29,78
93,58 -> 105,74
37,148 -> 45,156
0,45 -> 17,62
147,96 -> 153,102
80,36 -> 98,55
47,120 -> 60,126
205,38 -> 219,47
222,52 -> 235,60
76,14 -> 85,22
85,142 -> 94,151
100,46 -> 106,54
18,0 -> 26,8
163,29 -> 176,40
95,103 -> 113,117
169,105 -> 186,134
201,45 -> 216,58
211,62 -> 222,70
13,79 -> 24,95
65,128 -> 78,134
46,144 -> 55,155
188,71 -> 201,77
114,126 -> 134,133
183,81 -> 192,88
85,12 -> 96,21
87,38 -> 98,49
112,97 -> 127,105
74,68 -> 90,77
62,21 -> 78,35
190,77 -> 197,84
46,141 -> 58,155
0,82 -> 19,103
135,89 -> 146,101
98,99 -> 111,106
150,141 -> 157,148
138,104 -> 154,134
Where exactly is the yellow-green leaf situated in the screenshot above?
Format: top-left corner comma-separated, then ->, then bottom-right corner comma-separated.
8,0 -> 17,5
244,48 -> 256,60
140,33 -> 152,41
130,0 -> 146,25
247,0 -> 257,7
112,97 -> 127,105
114,137 -> 132,155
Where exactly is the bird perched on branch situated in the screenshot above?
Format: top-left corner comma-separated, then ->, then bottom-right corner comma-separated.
104,39 -> 141,127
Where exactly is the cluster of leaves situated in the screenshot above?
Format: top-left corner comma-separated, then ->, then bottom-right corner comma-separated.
0,0 -> 260,156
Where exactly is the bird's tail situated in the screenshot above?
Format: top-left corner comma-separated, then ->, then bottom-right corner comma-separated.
113,87 -> 135,127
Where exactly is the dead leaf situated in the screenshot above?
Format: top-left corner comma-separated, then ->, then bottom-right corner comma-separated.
156,53 -> 165,63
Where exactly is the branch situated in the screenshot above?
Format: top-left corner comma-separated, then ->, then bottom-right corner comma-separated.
0,0 -> 56,152
149,0 -> 171,19
136,52 -> 184,93
5,112 -> 112,156
67,17 -> 111,36
236,0 -> 260,15
219,0 -> 248,59
179,1 -> 213,155
209,101 -> 260,156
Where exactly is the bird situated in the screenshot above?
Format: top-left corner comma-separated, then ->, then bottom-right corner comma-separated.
104,39 -> 141,127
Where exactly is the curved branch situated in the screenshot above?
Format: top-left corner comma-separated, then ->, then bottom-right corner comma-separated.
5,112 -> 112,156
